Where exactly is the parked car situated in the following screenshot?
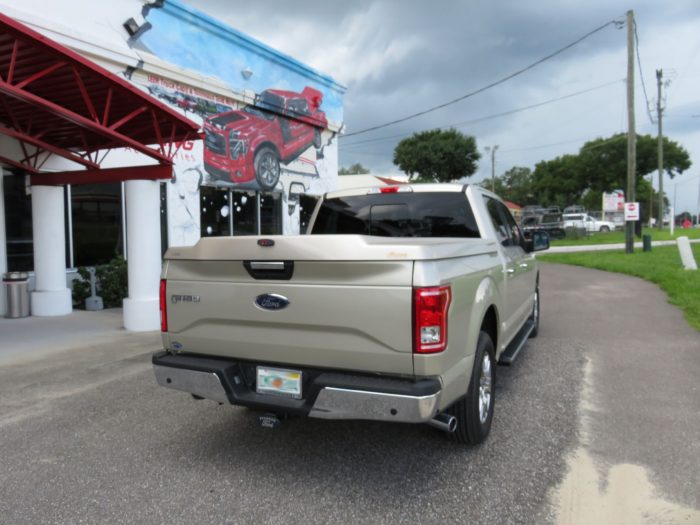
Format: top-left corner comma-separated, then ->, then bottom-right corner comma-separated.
153,184 -> 550,445
562,213 -> 616,233
203,87 -> 326,190
521,209 -> 566,239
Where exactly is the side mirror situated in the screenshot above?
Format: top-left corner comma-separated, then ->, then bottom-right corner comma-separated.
523,230 -> 550,252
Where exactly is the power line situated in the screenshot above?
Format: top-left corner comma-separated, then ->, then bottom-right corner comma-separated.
340,18 -> 623,139
496,132 -> 624,155
340,79 -> 623,149
633,19 -> 655,125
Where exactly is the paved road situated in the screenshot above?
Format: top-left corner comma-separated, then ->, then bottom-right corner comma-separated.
0,265 -> 698,524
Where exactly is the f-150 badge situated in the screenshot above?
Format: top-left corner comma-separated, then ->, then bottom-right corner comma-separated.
255,293 -> 290,311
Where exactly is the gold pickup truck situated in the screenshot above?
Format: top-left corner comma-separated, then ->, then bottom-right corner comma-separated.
153,184 -> 549,444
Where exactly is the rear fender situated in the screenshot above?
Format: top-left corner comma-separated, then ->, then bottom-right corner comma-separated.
439,276 -> 500,409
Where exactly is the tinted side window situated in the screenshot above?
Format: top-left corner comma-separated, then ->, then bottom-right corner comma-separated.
485,197 -> 512,246
498,201 -> 523,247
311,192 -> 480,238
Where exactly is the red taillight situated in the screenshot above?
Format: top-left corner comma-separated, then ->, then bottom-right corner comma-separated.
413,286 -> 451,353
159,279 -> 168,333
380,186 -> 400,193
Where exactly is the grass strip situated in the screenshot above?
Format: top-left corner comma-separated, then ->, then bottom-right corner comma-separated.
551,227 -> 700,247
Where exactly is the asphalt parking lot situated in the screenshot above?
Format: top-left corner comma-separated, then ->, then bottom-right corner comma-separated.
1,264 -> 698,524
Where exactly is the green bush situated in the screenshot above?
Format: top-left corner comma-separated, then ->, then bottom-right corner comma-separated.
72,256 -> 128,309
564,227 -> 586,240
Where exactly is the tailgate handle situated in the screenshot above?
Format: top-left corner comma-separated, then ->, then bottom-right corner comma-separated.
244,260 -> 294,280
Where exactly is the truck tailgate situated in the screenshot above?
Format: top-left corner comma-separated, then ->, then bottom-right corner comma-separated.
164,256 -> 414,375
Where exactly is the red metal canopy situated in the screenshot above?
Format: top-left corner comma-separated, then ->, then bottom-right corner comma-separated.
0,12 -> 201,185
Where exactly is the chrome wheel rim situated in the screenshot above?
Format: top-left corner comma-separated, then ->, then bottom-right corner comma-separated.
533,290 -> 539,325
478,353 -> 492,424
258,153 -> 279,187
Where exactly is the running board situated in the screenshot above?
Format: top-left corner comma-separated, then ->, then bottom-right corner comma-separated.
498,320 -> 535,365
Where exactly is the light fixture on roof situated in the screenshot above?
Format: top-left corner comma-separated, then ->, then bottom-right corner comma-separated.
123,18 -> 141,37
241,67 -> 253,79
123,17 -> 152,40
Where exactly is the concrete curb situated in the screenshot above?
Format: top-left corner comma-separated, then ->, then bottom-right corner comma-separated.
547,238 -> 700,253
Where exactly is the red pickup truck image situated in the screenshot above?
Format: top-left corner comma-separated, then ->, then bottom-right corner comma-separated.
203,87 -> 326,190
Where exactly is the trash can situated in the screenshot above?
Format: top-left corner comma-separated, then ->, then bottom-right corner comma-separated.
3,272 -> 30,318
643,234 -> 652,252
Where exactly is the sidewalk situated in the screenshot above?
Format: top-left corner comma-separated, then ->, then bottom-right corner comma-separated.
0,308 -> 160,366
548,238 -> 700,253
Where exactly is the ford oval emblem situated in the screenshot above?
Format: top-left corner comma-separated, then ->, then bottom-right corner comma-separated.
255,293 -> 290,311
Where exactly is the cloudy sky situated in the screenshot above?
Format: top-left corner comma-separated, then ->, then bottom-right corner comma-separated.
190,0 -> 700,214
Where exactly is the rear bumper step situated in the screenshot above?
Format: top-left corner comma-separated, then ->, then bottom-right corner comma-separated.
152,351 -> 442,424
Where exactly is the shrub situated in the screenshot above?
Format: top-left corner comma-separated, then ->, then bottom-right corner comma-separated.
72,256 -> 128,309
564,227 -> 586,240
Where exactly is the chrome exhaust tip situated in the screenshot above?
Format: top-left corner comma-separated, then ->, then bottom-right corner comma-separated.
427,413 -> 457,433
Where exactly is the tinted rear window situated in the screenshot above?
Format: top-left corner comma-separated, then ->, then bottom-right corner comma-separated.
311,192 -> 481,238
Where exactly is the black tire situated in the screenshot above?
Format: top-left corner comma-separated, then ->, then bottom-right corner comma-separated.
599,225 -> 610,233
254,146 -> 280,191
447,331 -> 496,445
528,286 -> 540,338
313,128 -> 322,149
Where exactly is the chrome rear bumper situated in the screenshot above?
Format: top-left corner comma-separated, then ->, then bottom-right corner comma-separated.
153,357 -> 441,424
308,386 -> 440,423
153,365 -> 229,404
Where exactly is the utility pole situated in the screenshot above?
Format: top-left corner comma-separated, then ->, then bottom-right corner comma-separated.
656,69 -> 664,229
625,10 -> 636,254
648,175 -> 654,228
485,145 -> 499,192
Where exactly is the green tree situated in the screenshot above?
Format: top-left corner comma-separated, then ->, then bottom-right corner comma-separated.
530,133 -> 691,211
530,154 -> 584,209
393,129 -> 480,182
486,166 -> 535,205
577,133 -> 691,193
338,163 -> 371,175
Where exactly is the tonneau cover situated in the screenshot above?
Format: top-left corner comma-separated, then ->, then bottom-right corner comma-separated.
165,235 -> 497,262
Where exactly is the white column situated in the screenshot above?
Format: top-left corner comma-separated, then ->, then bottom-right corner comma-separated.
0,170 -> 7,316
30,185 -> 72,316
123,179 -> 161,331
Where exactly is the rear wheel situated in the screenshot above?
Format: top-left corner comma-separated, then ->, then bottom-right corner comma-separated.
254,146 -> 280,191
447,331 -> 495,445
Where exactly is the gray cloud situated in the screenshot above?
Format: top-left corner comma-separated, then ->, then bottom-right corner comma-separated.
189,0 -> 700,212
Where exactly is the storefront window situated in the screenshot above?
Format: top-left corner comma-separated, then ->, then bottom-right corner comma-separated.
199,188 -> 281,237
160,182 -> 168,256
200,186 -> 231,237
71,183 -> 123,266
260,192 -> 282,235
299,194 -> 318,234
232,190 -> 257,235
3,174 -> 33,272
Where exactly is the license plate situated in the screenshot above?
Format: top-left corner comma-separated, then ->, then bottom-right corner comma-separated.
256,366 -> 302,399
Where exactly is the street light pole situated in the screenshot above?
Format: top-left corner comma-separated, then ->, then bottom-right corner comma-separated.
485,145 -> 498,192
656,69 -> 664,230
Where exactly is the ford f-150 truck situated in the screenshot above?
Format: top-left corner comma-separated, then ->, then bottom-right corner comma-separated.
154,184 -> 549,444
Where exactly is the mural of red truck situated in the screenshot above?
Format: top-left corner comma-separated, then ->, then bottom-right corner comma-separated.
203,87 -> 327,190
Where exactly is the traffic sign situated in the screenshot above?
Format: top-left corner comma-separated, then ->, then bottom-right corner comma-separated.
624,202 -> 640,221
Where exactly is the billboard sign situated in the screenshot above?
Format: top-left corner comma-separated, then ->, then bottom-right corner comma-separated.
603,191 -> 625,212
